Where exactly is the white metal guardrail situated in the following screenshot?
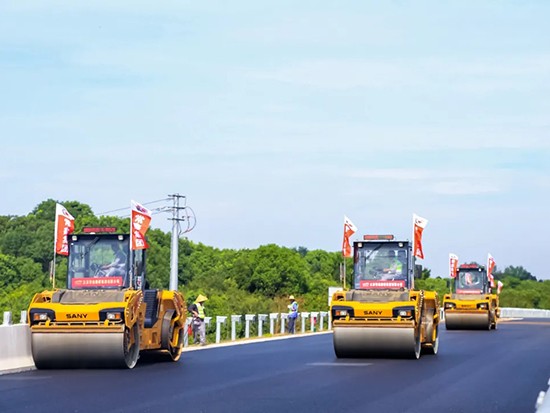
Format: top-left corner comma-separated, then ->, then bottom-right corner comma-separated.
2,307 -> 549,375
184,311 -> 329,346
0,309 -> 330,374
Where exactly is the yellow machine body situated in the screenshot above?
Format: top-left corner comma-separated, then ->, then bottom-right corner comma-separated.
330,237 -> 440,359
443,263 -> 499,330
443,293 -> 499,330
28,232 -> 186,369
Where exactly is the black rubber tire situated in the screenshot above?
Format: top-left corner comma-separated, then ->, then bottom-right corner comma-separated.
422,325 -> 439,355
123,325 -> 140,369
161,310 -> 183,361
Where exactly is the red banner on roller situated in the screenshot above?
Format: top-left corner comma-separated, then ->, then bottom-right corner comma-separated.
449,253 -> 459,278
359,280 -> 406,290
342,215 -> 357,258
131,200 -> 152,250
456,288 -> 483,295
413,214 -> 428,259
54,203 -> 75,256
487,253 -> 496,287
72,277 -> 123,288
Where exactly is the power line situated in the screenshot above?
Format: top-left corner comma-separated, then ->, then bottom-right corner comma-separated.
97,198 -> 171,216
95,195 -> 196,235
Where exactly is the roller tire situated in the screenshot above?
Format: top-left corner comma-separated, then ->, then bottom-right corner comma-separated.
123,325 -> 140,369
421,309 -> 438,355
422,325 -> 439,355
161,310 -> 184,362
412,330 -> 421,359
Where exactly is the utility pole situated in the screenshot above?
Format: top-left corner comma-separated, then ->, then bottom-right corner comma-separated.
168,193 -> 187,291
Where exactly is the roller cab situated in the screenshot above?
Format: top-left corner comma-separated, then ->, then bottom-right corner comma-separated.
28,230 -> 186,369
443,263 -> 499,330
331,236 -> 440,359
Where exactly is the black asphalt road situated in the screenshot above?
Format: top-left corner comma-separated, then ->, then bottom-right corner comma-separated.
1,319 -> 549,413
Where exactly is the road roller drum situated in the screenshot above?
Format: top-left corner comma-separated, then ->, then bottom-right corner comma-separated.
333,326 -> 420,359
31,328 -> 139,369
445,312 -> 490,330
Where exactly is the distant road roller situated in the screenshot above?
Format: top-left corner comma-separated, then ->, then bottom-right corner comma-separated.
443,263 -> 499,330
330,235 -> 440,359
28,229 -> 186,369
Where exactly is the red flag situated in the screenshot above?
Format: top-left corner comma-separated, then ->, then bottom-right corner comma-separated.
54,203 -> 75,256
413,214 -> 428,259
487,253 -> 496,287
342,216 -> 357,258
449,253 -> 459,278
131,200 -> 152,250
497,280 -> 504,294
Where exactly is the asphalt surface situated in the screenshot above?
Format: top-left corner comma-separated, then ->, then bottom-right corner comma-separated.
1,319 -> 550,413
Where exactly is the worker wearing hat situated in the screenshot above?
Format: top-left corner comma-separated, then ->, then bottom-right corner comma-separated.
287,295 -> 299,334
188,294 -> 208,345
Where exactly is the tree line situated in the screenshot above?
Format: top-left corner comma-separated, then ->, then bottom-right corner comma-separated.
0,199 -> 548,318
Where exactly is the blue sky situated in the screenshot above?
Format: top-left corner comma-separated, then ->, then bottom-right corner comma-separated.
1,1 -> 549,280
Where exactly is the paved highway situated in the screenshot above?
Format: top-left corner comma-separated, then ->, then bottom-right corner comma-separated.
1,319 -> 549,413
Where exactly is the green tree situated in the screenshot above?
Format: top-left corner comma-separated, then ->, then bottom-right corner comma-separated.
495,265 -> 536,281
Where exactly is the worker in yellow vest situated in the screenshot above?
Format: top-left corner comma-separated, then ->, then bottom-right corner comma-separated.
287,295 -> 299,334
188,294 -> 208,345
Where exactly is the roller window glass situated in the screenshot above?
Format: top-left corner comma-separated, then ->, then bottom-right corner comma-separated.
456,268 -> 487,292
354,244 -> 410,288
68,235 -> 130,289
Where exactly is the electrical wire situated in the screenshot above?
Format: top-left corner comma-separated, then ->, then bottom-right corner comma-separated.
97,198 -> 171,216
95,196 -> 197,236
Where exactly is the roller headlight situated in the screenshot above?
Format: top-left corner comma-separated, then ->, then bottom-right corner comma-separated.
444,302 -> 456,310
331,306 -> 354,319
477,303 -> 488,310
393,306 -> 415,318
106,312 -> 122,320
29,308 -> 55,325
99,307 -> 125,322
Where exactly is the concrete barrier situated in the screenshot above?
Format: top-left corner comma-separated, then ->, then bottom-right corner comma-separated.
0,323 -> 35,374
500,308 -> 550,318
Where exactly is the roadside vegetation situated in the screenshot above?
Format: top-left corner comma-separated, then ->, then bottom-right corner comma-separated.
1,200 -> 548,318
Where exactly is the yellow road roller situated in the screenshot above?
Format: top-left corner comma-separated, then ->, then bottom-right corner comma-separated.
28,229 -> 186,369
443,263 -> 499,330
330,235 -> 440,359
